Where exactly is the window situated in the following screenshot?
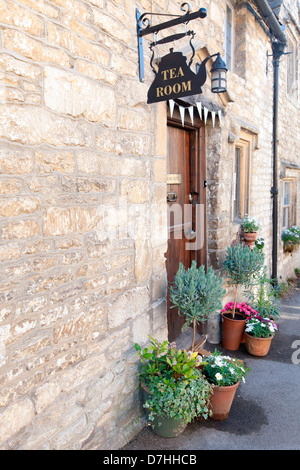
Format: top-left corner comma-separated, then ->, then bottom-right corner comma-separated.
282,180 -> 296,229
232,133 -> 251,222
287,35 -> 298,99
225,3 -> 234,71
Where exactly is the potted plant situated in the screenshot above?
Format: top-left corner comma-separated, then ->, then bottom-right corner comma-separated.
244,316 -> 278,356
169,261 -> 226,351
241,215 -> 261,248
282,225 -> 300,253
135,336 -> 213,437
244,266 -> 281,320
222,244 -> 265,350
202,350 -> 250,420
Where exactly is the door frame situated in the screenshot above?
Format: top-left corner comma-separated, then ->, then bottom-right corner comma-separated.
165,105 -> 207,341
166,106 -> 207,269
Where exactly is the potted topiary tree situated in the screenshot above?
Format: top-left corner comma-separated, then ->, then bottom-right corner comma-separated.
222,243 -> 264,350
169,261 -> 226,351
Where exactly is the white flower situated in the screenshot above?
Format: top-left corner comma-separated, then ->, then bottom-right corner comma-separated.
242,377 -> 246,383
229,368 -> 235,374
215,373 -> 223,381
215,357 -> 224,366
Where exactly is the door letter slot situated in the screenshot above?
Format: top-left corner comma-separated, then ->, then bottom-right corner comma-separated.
167,192 -> 178,202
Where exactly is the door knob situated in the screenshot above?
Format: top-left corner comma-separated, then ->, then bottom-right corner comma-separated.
189,191 -> 199,203
167,192 -> 177,202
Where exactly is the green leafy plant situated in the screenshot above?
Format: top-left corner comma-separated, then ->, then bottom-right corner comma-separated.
282,225 -> 300,247
294,268 -> 300,275
255,236 -> 264,251
245,316 -> 278,338
169,261 -> 226,350
223,244 -> 265,318
135,336 -> 213,425
244,266 -> 281,319
202,350 -> 250,387
135,336 -> 203,382
242,215 -> 261,233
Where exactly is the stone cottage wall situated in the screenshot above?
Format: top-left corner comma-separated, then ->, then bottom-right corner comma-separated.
0,0 -> 169,449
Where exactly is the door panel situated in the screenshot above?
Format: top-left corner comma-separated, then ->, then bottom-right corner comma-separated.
165,119 -> 206,342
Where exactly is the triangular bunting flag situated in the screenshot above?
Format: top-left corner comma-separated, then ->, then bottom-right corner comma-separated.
169,100 -> 175,118
204,107 -> 208,124
188,106 -> 194,125
212,111 -> 216,128
218,109 -> 222,125
179,106 -> 185,127
196,102 -> 202,120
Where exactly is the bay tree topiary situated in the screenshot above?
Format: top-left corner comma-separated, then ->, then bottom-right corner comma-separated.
223,243 -> 265,318
169,261 -> 226,351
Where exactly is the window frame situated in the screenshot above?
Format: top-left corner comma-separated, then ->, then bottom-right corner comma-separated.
286,32 -> 298,101
232,133 -> 252,223
225,1 -> 235,73
281,178 -> 297,230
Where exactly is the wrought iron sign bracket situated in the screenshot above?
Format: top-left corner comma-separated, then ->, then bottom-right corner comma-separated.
136,3 -> 207,82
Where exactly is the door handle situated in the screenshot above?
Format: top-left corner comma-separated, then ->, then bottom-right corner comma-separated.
167,192 -> 177,202
189,191 -> 199,204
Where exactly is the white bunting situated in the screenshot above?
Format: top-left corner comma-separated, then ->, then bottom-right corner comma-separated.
218,109 -> 222,125
188,106 -> 194,125
212,111 -> 216,128
179,106 -> 185,126
196,101 -> 202,120
169,99 -> 175,118
204,107 -> 208,124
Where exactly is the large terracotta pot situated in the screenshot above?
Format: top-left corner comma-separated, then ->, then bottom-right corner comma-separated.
221,311 -> 246,351
245,332 -> 273,357
209,381 -> 240,420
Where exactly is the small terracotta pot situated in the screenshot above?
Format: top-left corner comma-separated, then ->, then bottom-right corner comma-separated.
210,381 -> 240,420
221,311 -> 246,351
245,332 -> 273,357
243,232 -> 257,248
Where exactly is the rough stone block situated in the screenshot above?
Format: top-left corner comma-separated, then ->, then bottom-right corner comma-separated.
44,66 -> 116,124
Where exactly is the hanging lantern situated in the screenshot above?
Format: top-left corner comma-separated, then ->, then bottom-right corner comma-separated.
211,53 -> 228,93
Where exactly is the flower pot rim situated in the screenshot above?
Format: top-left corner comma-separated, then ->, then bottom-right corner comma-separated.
221,311 -> 247,321
245,332 -> 274,341
211,381 -> 240,391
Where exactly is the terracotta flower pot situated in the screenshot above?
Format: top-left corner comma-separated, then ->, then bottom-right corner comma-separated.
243,232 -> 257,248
283,242 -> 298,253
221,311 -> 246,351
209,381 -> 240,420
245,332 -> 273,357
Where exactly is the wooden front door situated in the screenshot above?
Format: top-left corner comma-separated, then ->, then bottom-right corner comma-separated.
165,112 -> 206,342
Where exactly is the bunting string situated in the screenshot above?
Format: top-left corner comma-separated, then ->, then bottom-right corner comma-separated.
169,100 -> 222,128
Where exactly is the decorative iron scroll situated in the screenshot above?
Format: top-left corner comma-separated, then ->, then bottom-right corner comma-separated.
136,3 -> 207,81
